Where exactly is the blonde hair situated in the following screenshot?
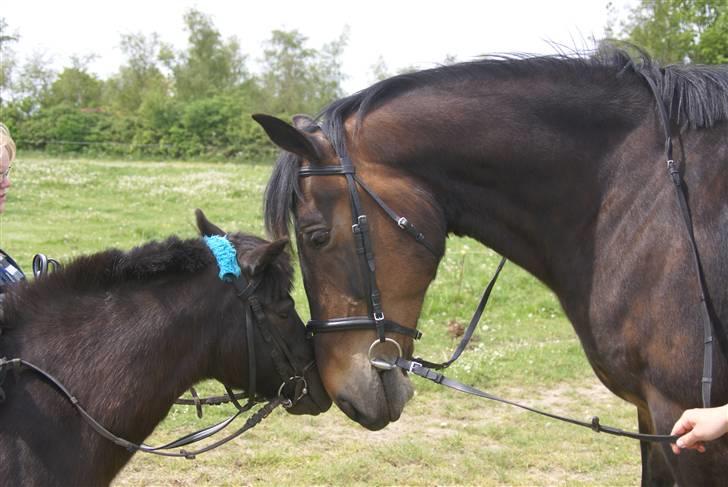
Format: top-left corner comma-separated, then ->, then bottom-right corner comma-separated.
0,123 -> 16,164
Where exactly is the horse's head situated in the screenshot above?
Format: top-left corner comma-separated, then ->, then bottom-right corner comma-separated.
254,115 -> 446,430
196,209 -> 332,415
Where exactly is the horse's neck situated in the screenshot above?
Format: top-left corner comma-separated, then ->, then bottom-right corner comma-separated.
360,75 -> 654,313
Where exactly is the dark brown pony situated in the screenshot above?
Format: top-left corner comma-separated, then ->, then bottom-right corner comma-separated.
256,48 -> 728,485
0,211 -> 331,486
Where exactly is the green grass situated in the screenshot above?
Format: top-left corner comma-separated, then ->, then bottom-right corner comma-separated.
4,156 -> 641,485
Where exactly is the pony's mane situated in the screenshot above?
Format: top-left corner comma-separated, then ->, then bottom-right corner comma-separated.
0,233 -> 293,328
264,46 -> 728,239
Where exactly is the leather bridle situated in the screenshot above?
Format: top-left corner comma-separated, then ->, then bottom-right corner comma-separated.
299,153 -> 442,366
213,260 -> 313,414
0,236 -> 314,458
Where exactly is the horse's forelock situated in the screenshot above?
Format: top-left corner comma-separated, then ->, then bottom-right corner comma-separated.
264,151 -> 301,240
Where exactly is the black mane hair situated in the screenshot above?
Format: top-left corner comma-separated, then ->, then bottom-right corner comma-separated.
0,233 -> 293,328
322,47 -> 728,146
264,47 -> 728,239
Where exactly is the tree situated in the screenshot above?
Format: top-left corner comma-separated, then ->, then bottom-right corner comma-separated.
172,9 -> 246,100
10,52 -> 56,114
46,56 -> 103,108
259,28 -> 348,115
0,17 -> 19,104
613,0 -> 727,64
106,32 -> 169,113
369,56 -> 390,83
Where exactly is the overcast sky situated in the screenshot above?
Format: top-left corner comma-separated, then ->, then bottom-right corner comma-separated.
3,0 -> 635,94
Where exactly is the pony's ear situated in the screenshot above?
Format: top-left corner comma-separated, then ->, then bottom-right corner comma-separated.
252,113 -> 322,163
195,209 -> 226,237
240,238 -> 289,276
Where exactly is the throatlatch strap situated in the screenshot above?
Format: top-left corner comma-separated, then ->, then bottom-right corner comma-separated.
354,175 -> 439,257
413,257 -> 506,370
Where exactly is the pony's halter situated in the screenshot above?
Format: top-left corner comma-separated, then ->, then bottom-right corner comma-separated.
205,235 -> 310,409
298,151 -> 439,368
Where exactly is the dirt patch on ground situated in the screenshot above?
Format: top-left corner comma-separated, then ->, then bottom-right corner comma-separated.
113,376 -> 638,486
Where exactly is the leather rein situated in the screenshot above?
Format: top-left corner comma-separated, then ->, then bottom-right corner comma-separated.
0,237 -> 313,459
298,74 -> 714,444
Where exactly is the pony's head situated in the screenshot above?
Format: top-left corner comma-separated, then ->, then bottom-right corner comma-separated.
195,209 -> 332,415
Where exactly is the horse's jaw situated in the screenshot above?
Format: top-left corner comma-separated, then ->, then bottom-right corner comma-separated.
330,353 -> 414,431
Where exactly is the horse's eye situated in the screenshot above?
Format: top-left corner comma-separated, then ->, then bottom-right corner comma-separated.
309,230 -> 330,248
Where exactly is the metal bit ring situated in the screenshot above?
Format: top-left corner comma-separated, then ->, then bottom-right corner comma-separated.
368,338 -> 402,370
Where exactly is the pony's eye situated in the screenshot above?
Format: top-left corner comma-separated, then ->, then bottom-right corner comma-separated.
309,230 -> 330,248
275,298 -> 295,319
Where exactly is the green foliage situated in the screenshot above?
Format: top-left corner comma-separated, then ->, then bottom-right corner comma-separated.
8,52 -> 55,114
104,32 -> 169,113
259,28 -> 348,115
46,66 -> 103,109
616,0 -> 728,64
171,9 -> 247,101
0,9 -> 347,161
0,17 -> 19,102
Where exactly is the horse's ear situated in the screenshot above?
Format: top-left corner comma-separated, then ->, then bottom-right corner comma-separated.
252,113 -> 322,163
240,238 -> 289,276
195,209 -> 226,237
292,114 -> 316,130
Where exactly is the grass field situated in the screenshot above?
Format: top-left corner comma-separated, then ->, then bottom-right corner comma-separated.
3,156 -> 642,485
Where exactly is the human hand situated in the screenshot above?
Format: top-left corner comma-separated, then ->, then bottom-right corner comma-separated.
670,405 -> 728,454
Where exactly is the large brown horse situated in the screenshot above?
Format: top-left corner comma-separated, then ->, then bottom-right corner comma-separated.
256,49 -> 728,485
0,210 -> 331,486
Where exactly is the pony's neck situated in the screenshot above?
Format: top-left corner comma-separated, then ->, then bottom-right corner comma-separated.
357,73 -> 652,299
13,271 -> 239,476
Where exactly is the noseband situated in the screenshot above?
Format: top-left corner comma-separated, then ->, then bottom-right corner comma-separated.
299,147 -> 450,367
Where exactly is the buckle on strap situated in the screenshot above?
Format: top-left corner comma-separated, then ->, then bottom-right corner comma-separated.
408,360 -> 422,373
408,363 -> 444,383
359,215 -> 369,231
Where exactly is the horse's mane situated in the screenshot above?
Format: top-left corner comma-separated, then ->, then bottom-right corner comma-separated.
264,46 -> 728,239
323,47 -> 728,147
0,233 -> 293,329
